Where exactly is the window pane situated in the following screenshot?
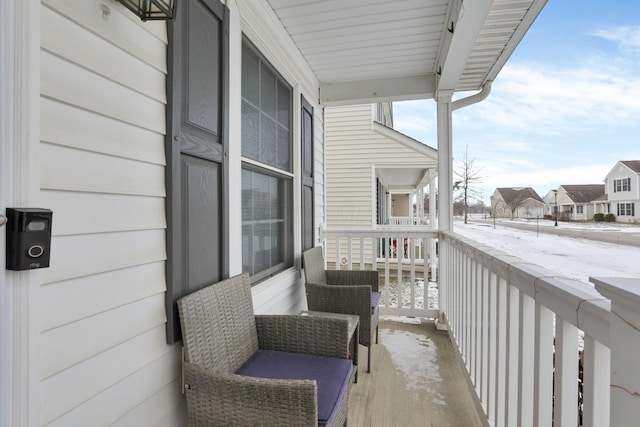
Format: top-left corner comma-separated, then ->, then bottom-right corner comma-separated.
242,48 -> 259,106
261,66 -> 277,120
276,126 -> 290,171
241,101 -> 259,159
277,80 -> 290,128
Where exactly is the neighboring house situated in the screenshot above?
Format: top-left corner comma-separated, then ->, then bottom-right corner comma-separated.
325,103 -> 437,230
324,103 -> 437,263
556,184 -> 605,221
0,1 -> 548,426
542,189 -> 558,217
490,187 -> 545,219
602,160 -> 640,223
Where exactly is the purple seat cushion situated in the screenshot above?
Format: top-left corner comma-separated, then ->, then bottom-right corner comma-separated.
236,350 -> 352,425
371,291 -> 381,311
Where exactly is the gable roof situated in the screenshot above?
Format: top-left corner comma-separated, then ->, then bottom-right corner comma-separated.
494,187 -> 543,204
373,122 -> 437,160
621,160 -> 640,173
560,184 -> 605,203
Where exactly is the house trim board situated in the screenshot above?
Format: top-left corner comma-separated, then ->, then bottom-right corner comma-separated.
0,1 -> 42,426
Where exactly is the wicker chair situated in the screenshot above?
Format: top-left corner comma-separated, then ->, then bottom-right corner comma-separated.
303,246 -> 380,372
177,273 -> 352,427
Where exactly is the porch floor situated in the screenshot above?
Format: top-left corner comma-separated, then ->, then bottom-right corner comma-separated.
348,318 -> 485,427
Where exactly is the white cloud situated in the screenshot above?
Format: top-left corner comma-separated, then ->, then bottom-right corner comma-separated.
463,61 -> 640,135
591,26 -> 640,52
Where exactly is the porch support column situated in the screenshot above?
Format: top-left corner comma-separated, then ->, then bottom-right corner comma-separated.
437,91 -> 454,231
435,91 -> 454,330
428,170 -> 437,280
592,277 -> 640,427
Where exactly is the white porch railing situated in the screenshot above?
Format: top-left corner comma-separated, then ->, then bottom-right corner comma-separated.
439,230 -> 614,427
321,227 -> 640,426
386,216 -> 429,226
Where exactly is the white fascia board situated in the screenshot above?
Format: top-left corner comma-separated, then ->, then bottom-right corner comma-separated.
372,122 -> 438,160
320,74 -> 436,106
436,0 -> 492,91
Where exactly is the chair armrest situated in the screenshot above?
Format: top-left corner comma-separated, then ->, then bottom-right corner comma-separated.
255,315 -> 349,359
326,270 -> 379,292
184,362 -> 317,427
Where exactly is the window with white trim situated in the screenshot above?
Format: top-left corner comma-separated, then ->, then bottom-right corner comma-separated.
613,178 -> 631,192
241,38 -> 293,282
576,205 -> 584,214
617,202 -> 635,216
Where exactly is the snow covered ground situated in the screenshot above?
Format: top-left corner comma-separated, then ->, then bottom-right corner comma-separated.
454,218 -> 640,285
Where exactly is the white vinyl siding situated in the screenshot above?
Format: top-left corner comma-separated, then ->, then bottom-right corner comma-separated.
325,104 -> 432,229
39,2 -> 184,426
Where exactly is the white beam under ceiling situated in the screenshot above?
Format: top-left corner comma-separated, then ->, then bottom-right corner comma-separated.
320,74 -> 437,106
436,0 -> 492,92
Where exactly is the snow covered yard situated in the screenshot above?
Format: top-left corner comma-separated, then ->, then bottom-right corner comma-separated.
454,219 -> 640,285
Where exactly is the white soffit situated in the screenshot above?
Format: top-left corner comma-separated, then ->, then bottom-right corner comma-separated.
265,0 -> 547,105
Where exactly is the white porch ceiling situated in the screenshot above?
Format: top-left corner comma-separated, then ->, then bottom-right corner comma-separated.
378,166 -> 431,191
265,0 -> 547,105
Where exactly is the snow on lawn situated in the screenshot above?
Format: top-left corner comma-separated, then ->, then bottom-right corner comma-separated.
454,219 -> 640,285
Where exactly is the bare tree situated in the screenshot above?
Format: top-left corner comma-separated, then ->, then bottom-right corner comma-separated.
454,146 -> 484,224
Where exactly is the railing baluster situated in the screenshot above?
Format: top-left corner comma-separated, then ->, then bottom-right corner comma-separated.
553,317 -> 579,427
471,259 -> 478,388
384,236 -> 390,308
496,277 -> 508,427
481,266 -> 490,410
533,304 -> 554,427
518,292 -> 535,427
506,285 -> 519,427
582,335 -> 610,427
396,235 -> 402,308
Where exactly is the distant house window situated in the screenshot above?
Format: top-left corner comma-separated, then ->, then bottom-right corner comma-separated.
241,38 -> 293,283
576,205 -> 584,214
613,178 -> 631,192
617,202 -> 635,216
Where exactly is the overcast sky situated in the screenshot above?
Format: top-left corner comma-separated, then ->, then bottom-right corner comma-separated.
393,0 -> 640,203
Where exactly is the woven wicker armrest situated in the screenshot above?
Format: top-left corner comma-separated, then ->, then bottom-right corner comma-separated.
184,362 -> 318,427
325,270 -> 379,291
255,315 -> 350,359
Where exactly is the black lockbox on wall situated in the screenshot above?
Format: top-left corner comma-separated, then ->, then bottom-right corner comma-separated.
6,208 -> 53,271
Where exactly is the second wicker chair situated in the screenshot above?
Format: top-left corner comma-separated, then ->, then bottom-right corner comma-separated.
303,246 -> 381,372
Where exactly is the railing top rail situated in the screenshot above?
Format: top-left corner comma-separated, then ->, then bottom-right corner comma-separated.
321,227 -> 438,239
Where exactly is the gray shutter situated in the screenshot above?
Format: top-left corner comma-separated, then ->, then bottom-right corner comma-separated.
301,97 -> 314,252
166,0 -> 229,344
